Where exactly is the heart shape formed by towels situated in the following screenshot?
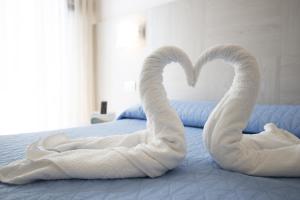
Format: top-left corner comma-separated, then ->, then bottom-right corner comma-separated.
1,44 -> 299,185
144,45 -> 300,177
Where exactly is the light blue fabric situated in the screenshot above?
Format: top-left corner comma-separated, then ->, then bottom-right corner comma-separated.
0,119 -> 299,200
118,100 -> 300,137
117,101 -> 216,128
247,104 -> 300,137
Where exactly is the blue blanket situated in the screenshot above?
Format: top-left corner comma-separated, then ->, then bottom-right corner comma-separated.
0,119 -> 300,200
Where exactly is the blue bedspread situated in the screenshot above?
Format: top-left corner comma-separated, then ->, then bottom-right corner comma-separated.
1,119 -> 300,200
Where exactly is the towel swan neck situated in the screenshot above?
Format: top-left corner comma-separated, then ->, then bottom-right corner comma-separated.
199,45 -> 300,177
196,45 -> 260,150
140,46 -> 195,136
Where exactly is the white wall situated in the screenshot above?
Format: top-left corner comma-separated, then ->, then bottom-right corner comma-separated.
96,0 -> 300,114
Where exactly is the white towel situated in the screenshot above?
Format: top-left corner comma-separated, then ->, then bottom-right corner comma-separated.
198,45 -> 300,177
0,46 -> 195,184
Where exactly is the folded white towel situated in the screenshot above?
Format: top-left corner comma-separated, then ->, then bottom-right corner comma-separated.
0,46 -> 194,184
198,45 -> 300,177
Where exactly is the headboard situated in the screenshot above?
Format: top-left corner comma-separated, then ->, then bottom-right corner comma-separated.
96,0 -> 300,113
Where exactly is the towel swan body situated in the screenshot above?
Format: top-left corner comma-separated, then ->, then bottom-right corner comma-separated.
0,47 -> 194,184
198,45 -> 300,177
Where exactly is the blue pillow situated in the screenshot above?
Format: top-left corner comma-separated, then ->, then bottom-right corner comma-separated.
118,100 -> 216,128
118,100 -> 300,137
246,104 -> 300,137
118,104 -> 146,120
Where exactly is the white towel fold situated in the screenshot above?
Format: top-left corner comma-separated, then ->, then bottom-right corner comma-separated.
0,46 -> 195,184
198,45 -> 300,177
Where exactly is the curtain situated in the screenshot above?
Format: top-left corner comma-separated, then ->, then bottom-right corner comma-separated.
0,0 -> 96,135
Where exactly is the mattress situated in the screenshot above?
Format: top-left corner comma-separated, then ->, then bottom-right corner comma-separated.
1,118 -> 300,200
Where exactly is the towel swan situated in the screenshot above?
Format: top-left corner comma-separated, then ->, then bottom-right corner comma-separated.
198,45 -> 300,177
0,47 -> 195,184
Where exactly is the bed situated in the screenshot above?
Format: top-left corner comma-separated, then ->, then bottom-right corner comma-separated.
1,101 -> 300,200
